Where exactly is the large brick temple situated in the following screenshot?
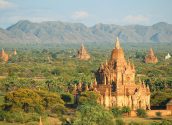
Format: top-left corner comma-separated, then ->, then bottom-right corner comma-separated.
75,37 -> 151,110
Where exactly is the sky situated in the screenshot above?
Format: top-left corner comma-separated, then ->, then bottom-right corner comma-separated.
0,0 -> 172,28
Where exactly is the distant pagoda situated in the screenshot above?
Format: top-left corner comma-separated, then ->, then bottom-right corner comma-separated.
77,44 -> 90,60
0,48 -> 9,62
145,48 -> 158,64
165,53 -> 171,60
14,49 -> 17,55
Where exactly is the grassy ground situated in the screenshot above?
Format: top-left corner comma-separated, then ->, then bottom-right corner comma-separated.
0,116 -> 171,125
122,116 -> 172,124
0,117 -> 61,125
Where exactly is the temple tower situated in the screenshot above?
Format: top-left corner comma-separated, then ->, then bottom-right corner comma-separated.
0,48 -> 9,62
77,44 -> 90,60
145,48 -> 158,64
94,37 -> 150,110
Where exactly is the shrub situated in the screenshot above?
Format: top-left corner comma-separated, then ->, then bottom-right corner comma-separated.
136,108 -> 147,118
0,111 -> 40,123
73,103 -> 114,125
151,120 -> 172,125
51,104 -> 66,115
121,106 -> 131,114
111,107 -> 122,117
51,69 -> 60,76
116,119 -> 125,125
61,93 -> 74,104
78,91 -> 100,105
129,121 -> 140,125
161,119 -> 172,125
156,112 -> 161,117
0,110 -> 6,121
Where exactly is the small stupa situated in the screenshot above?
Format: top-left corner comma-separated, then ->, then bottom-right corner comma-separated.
14,49 -> 17,55
145,48 -> 158,64
77,44 -> 90,60
165,53 -> 171,60
39,117 -> 43,125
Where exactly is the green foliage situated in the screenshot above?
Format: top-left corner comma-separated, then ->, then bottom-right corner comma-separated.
151,120 -> 172,125
135,51 -> 145,60
0,110 -> 39,123
136,108 -> 147,118
4,88 -> 41,113
0,110 -> 6,121
3,88 -> 64,114
73,103 -> 114,125
51,69 -> 61,76
121,106 -> 131,114
161,120 -> 172,125
129,121 -> 140,125
111,107 -> 122,117
36,90 -> 64,110
111,106 -> 131,117
156,112 -> 162,117
78,91 -> 100,105
151,89 -> 172,107
61,93 -> 74,104
51,104 -> 66,115
115,119 -> 125,125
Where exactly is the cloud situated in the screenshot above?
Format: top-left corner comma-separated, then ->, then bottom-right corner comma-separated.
72,11 -> 89,20
0,0 -> 14,9
123,15 -> 149,24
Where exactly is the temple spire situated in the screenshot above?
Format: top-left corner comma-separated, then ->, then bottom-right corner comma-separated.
14,49 -> 17,55
1,48 -> 4,55
81,43 -> 85,49
105,59 -> 108,65
149,48 -> 154,56
115,37 -> 120,49
39,117 -> 43,125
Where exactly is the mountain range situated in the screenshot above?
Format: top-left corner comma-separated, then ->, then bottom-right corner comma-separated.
0,20 -> 172,44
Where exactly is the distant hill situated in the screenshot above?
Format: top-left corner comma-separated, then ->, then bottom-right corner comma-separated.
0,20 -> 172,44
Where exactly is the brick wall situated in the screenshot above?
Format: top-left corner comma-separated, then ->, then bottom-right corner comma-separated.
130,110 -> 172,117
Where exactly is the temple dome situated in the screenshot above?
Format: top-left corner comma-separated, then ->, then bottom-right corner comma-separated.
110,37 -> 125,62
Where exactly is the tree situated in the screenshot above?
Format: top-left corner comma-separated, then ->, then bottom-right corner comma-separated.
45,80 -> 53,91
78,91 -> 100,105
61,93 -> 74,104
4,88 -> 41,112
36,90 -> 64,110
136,108 -> 147,118
73,103 -> 114,125
4,88 -> 64,113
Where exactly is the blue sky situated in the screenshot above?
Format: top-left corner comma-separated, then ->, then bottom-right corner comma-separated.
0,0 -> 172,28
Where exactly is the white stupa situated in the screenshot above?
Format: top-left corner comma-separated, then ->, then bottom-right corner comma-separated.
165,53 -> 171,60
